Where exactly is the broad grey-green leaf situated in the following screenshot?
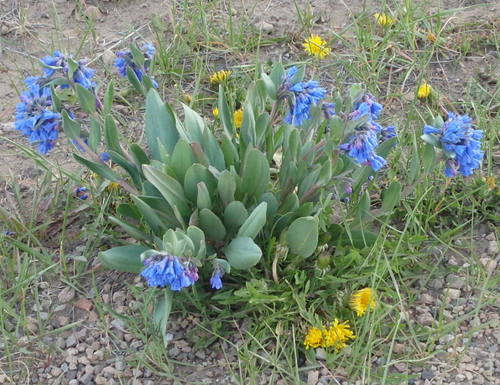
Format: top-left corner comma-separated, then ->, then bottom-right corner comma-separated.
237,202 -> 267,239
286,216 -> 318,258
224,236 -> 262,270
196,182 -> 212,210
184,163 -> 217,203
380,181 -> 401,213
171,139 -> 195,182
224,201 -> 249,232
99,245 -> 150,273
199,208 -> 226,241
240,148 -> 270,200
217,170 -> 236,206
143,165 -> 190,216
145,89 -> 178,159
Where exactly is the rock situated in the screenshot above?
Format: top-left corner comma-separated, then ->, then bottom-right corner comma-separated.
420,293 -> 434,304
393,343 -> 405,354
84,5 -> 103,21
254,21 -> 274,33
50,367 -> 62,377
111,319 -> 126,331
394,362 -> 407,372
58,287 -> 76,303
488,240 -> 498,254
417,312 -> 434,326
446,274 -> 466,289
421,368 -> 434,380
168,347 -> 180,357
429,279 -> 443,289
479,258 -> 497,274
95,376 -> 107,385
443,288 -> 461,300
307,370 -> 319,385
66,335 -> 77,348
315,348 -> 327,360
56,315 -> 70,326
68,380 -> 78,385
74,298 -> 93,311
195,350 -> 206,360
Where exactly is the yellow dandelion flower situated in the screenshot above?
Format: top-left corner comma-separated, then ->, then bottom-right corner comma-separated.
484,176 -> 496,190
183,93 -> 193,104
233,108 -> 243,128
349,288 -> 377,316
304,327 -> 324,349
210,70 -> 232,84
427,32 -> 437,43
303,35 -> 331,59
374,13 -> 396,26
323,319 -> 356,350
212,107 -> 219,118
417,83 -> 432,99
106,182 -> 121,191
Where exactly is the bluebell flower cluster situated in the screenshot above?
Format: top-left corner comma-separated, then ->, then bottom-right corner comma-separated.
15,51 -> 96,154
114,43 -> 158,87
141,254 -> 198,291
210,265 -> 225,290
322,102 -> 337,119
339,94 -> 396,171
15,77 -> 61,154
75,187 -> 89,200
41,50 -> 96,89
281,66 -> 326,126
423,112 -> 484,177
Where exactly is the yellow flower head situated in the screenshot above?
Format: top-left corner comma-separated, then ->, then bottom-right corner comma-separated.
106,182 -> 121,192
349,288 -> 377,316
417,83 -> 432,99
233,108 -> 244,128
303,35 -> 331,59
427,32 -> 437,43
322,319 -> 356,350
183,93 -> 193,104
304,327 -> 323,349
374,13 -> 396,26
212,107 -> 219,118
484,176 -> 496,190
210,70 -> 232,84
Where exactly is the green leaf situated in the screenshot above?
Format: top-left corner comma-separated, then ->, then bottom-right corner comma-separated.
339,229 -> 378,248
269,62 -> 285,88
237,202 -> 267,239
218,85 -> 234,137
241,102 -> 256,147
127,66 -> 145,94
182,104 -> 204,144
104,114 -> 123,156
132,196 -> 166,235
145,89 -> 179,160
355,190 -> 371,222
75,83 -> 96,113
224,237 -> 262,270
217,170 -> 236,206
117,203 -> 141,220
422,143 -> 436,174
61,110 -> 81,140
259,192 -> 279,220
88,117 -> 101,151
202,127 -> 226,170
224,201 -> 249,232
153,291 -> 173,347
130,43 -> 146,67
348,83 -> 365,104
130,144 -> 150,168
199,208 -> 226,241
221,135 -> 239,169
74,154 -> 121,181
171,139 -> 195,182
421,134 -> 440,147
50,87 -> 62,112
197,182 -> 212,210
186,225 -> 206,259
279,193 -> 299,213
286,216 -> 318,258
260,73 -> 277,99
380,181 -> 401,213
109,150 -> 142,188
143,165 -> 190,216
109,216 -> 151,241
184,163 -> 217,203
103,81 -> 114,114
99,245 -> 150,273
240,148 -> 270,200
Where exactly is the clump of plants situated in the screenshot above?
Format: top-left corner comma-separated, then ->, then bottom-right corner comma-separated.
13,42 -> 484,350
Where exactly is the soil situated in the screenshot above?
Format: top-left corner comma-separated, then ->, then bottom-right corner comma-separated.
0,0 -> 498,384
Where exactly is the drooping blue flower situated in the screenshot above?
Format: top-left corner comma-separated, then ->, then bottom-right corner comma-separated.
99,152 -> 111,162
322,102 -> 337,119
355,94 -> 383,119
15,77 -> 61,154
141,254 -> 198,291
40,50 -> 66,77
339,130 -> 387,171
210,265 -> 225,290
380,125 -> 397,141
114,43 -> 157,87
423,112 -> 484,177
284,82 -> 326,126
40,51 -> 96,89
75,187 -> 89,200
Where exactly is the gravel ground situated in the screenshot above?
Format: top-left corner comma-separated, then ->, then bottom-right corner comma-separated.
1,231 -> 497,385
